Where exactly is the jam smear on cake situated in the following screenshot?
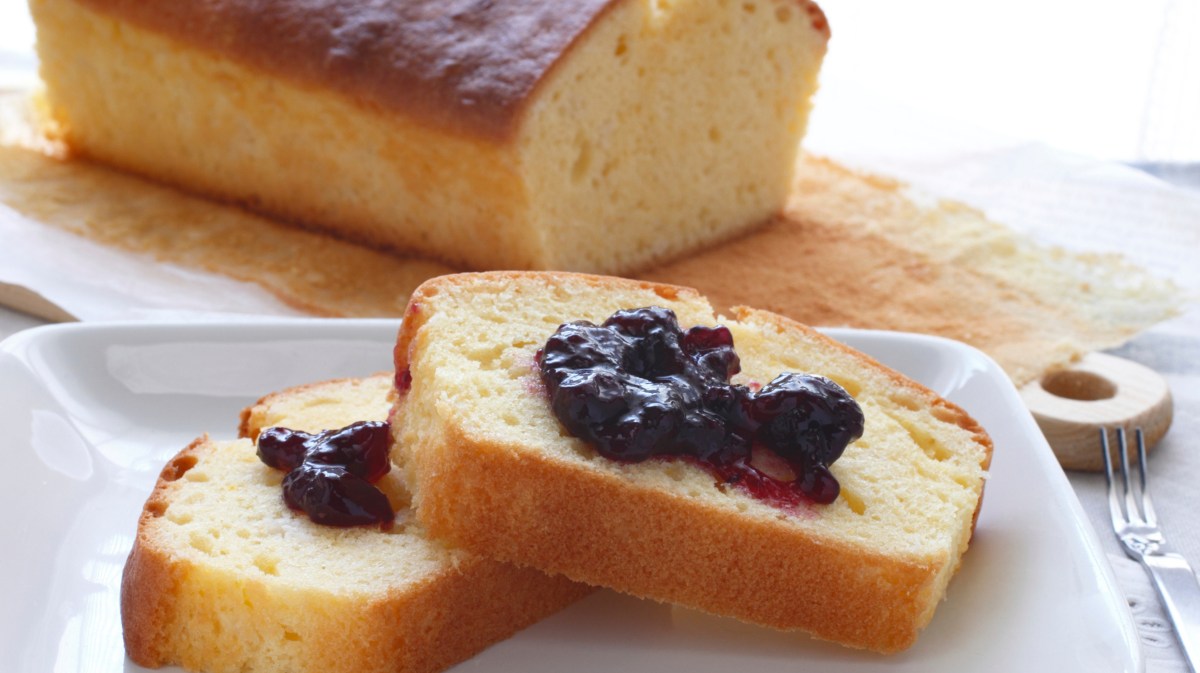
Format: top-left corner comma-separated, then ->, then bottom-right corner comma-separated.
257,421 -> 394,527
537,307 -> 863,505
395,367 -> 413,395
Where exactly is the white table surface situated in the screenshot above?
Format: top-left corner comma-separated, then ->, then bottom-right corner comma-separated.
2,1 -> 1198,671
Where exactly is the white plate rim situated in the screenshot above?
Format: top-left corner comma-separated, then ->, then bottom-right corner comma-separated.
0,318 -> 1143,672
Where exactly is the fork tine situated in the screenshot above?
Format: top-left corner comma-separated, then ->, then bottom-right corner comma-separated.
1118,428 -> 1144,524
1101,428 -> 1124,525
1098,429 -> 1200,671
1134,428 -> 1159,527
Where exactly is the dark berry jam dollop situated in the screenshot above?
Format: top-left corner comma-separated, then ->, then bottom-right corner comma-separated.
257,421 -> 394,527
537,307 -> 864,505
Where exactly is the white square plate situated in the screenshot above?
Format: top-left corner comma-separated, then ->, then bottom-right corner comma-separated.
0,319 -> 1140,672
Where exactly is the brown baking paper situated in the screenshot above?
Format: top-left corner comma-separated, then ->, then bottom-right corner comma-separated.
0,91 -> 1188,384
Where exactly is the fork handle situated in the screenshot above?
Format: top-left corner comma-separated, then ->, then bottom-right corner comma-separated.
1142,552 -> 1200,673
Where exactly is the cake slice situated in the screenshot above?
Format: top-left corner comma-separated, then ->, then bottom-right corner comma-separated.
392,272 -> 993,653
121,373 -> 590,673
30,0 -> 829,273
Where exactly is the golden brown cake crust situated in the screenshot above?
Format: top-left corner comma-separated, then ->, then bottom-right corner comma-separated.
66,0 -> 622,139
120,436 -> 207,668
412,421 -> 937,652
63,0 -> 830,140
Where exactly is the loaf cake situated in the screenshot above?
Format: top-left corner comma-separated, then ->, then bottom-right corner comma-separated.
30,0 -> 829,273
392,271 -> 993,653
121,373 -> 590,673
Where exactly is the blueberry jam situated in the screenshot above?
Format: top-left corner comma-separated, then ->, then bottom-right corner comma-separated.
537,307 -> 864,505
257,421 -> 394,527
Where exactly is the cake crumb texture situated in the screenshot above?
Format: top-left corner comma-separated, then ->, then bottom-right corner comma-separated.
121,373 -> 590,673
393,272 -> 992,653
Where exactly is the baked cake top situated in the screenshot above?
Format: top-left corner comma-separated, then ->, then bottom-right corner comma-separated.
71,0 -> 620,139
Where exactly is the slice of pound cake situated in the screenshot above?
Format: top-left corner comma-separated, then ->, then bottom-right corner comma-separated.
30,0 -> 829,273
121,373 -> 590,673
392,272 -> 992,653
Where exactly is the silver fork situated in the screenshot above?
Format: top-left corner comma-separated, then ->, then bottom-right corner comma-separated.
1103,427 -> 1200,672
